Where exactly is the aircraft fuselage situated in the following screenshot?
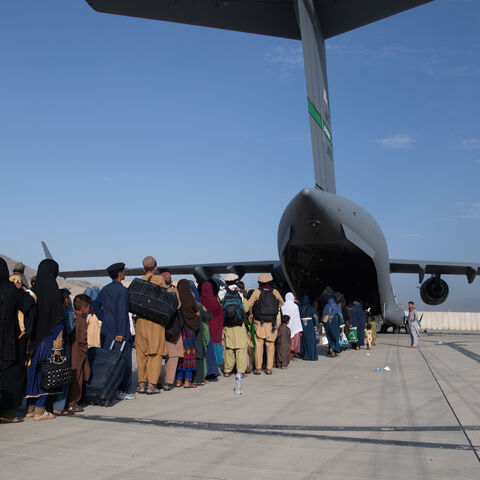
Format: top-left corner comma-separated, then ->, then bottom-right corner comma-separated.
278,188 -> 405,325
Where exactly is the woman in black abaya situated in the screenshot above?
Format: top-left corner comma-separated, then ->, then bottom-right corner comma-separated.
0,258 -> 35,423
25,259 -> 64,421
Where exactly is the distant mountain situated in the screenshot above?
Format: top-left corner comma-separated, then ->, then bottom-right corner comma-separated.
1,254 -> 103,298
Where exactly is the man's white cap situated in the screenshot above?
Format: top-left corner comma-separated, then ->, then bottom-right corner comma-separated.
224,273 -> 239,282
258,273 -> 273,283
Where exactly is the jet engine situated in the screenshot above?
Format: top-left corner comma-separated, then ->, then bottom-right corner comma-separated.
420,276 -> 449,305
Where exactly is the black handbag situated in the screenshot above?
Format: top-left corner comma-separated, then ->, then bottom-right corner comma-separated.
128,276 -> 178,326
40,355 -> 72,391
165,311 -> 184,343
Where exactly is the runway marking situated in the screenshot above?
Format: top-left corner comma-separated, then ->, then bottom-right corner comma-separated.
418,345 -> 480,463
73,414 -> 476,452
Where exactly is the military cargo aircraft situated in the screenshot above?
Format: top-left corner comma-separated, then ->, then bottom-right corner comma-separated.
56,1 -> 479,329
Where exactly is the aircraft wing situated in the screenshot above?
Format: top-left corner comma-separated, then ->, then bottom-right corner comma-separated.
59,260 -> 280,282
84,0 -> 433,40
389,259 -> 479,284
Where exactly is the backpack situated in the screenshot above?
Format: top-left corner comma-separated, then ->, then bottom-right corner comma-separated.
252,289 -> 279,323
222,290 -> 244,327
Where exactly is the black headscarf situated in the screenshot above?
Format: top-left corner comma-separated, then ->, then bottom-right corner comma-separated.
30,259 -> 63,352
0,258 -> 14,369
178,279 -> 200,332
0,257 -> 9,284
319,286 -> 336,306
0,257 -> 34,370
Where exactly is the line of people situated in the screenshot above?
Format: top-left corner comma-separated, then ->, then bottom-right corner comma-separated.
0,255 -> 378,423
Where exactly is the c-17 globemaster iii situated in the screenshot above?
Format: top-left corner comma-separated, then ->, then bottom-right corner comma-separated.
55,0 -> 479,330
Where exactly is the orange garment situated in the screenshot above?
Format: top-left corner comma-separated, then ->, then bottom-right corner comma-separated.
135,274 -> 168,385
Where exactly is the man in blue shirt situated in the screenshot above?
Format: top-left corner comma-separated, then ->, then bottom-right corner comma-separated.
93,262 -> 134,399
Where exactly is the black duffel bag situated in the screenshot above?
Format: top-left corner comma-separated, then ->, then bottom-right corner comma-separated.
128,276 -> 178,326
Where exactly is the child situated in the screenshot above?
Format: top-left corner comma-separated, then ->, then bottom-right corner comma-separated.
365,323 -> 373,350
66,294 -> 92,412
275,315 -> 291,369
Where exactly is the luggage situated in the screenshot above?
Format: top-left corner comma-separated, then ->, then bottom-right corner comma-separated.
222,290 -> 244,327
128,276 -> 178,326
347,327 -> 358,342
165,310 -> 184,343
252,289 -> 279,323
85,341 -> 126,406
40,355 -> 72,391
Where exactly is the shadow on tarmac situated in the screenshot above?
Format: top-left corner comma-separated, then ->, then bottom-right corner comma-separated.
73,414 -> 479,452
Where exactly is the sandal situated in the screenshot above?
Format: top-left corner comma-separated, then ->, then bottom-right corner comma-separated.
253,370 -> 262,375
175,381 -> 183,388
194,381 -> 206,387
183,383 -> 197,389
136,384 -> 146,394
33,411 -> 56,421
145,385 -> 161,395
163,384 -> 175,391
0,416 -> 23,423
224,372 -> 232,377
68,404 -> 84,413
265,370 -> 272,375
53,409 -> 74,416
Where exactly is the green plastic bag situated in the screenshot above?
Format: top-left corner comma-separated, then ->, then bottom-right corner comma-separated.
347,326 -> 358,342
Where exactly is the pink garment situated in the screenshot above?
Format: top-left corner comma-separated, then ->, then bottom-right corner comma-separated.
290,332 -> 302,360
200,282 -> 223,343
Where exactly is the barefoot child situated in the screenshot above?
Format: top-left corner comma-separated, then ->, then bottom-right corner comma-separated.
66,294 -> 91,412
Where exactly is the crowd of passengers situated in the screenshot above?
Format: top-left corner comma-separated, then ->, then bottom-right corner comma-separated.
0,256 -> 379,423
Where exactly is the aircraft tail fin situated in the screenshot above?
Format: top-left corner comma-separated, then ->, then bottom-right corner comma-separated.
297,0 -> 336,193
41,241 -> 54,260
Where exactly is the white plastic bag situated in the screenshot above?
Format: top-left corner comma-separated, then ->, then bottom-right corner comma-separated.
129,313 -> 136,336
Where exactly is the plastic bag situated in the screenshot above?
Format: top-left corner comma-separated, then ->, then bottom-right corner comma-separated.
339,331 -> 349,347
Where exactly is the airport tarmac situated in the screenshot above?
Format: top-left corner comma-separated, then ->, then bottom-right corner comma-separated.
1,333 -> 479,479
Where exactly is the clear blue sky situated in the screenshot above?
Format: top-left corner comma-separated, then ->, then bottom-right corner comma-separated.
1,1 -> 479,311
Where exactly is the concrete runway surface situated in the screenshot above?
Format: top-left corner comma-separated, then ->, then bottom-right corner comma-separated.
1,333 -> 479,479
